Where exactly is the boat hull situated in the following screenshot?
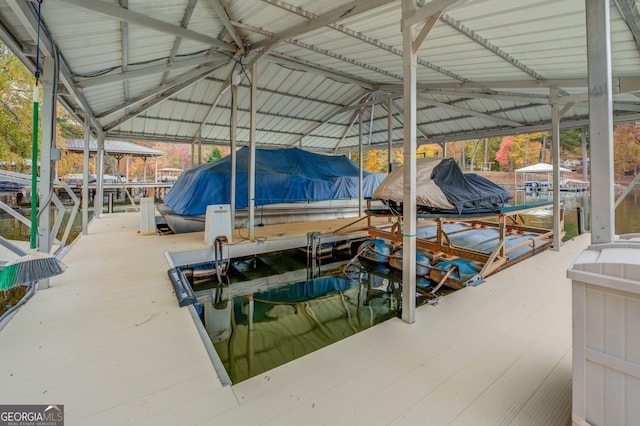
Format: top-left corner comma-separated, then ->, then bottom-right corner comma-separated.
158,200 -> 374,234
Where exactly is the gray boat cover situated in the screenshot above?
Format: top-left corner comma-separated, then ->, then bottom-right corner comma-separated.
372,158 -> 512,214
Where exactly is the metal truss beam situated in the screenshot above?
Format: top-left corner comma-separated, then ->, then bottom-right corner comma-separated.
236,21 -> 395,83
614,0 -> 640,52
440,13 -> 546,81
207,0 -> 245,53
251,0 -> 395,56
161,0 -> 198,85
103,64 -> 223,131
58,0 -> 235,51
262,0 -> 469,83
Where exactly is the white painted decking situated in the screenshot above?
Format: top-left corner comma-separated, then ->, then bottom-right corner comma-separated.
0,212 -> 588,425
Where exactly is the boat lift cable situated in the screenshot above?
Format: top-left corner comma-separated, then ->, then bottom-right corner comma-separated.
213,237 -> 229,285
340,240 -> 374,275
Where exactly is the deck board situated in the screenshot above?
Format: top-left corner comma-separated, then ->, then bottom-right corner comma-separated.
0,212 -> 589,425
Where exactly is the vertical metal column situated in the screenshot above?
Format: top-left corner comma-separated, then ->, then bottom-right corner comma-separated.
401,0 -> 418,324
125,155 -> 130,183
82,121 -> 90,235
154,156 -> 158,184
551,88 -> 561,251
95,133 -> 105,218
197,130 -> 202,165
581,130 -> 588,183
248,62 -> 257,241
586,0 -> 615,244
388,98 -> 393,172
358,107 -> 364,216
230,84 -> 238,227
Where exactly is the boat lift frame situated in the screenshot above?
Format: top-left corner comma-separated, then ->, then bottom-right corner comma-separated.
366,201 -> 564,288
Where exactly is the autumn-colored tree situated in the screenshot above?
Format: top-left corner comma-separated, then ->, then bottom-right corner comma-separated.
613,123 -> 640,177
495,136 -> 514,171
495,132 -> 549,171
416,143 -> 442,159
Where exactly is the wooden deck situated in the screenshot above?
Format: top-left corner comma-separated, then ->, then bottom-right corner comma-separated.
0,212 -> 587,425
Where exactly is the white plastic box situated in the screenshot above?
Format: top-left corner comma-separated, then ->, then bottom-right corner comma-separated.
568,242 -> 640,426
139,197 -> 156,234
204,204 -> 233,245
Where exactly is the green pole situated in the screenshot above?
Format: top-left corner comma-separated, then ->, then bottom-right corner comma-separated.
30,84 -> 39,250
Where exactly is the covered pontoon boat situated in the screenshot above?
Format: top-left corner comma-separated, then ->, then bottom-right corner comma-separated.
160,147 -> 385,232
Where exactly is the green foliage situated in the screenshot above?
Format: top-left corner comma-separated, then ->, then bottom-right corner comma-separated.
0,42 -> 33,169
57,113 -> 84,138
560,129 -> 584,154
208,147 -> 223,162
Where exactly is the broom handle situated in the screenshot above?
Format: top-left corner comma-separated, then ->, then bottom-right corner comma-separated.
30,84 -> 39,250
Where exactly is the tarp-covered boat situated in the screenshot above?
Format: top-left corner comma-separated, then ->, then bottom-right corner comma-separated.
165,146 -> 385,215
372,157 -> 512,214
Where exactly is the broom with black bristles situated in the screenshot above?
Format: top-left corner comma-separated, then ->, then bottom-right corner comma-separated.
0,6 -> 65,290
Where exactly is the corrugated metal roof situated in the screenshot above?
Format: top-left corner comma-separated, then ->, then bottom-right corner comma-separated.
64,139 -> 166,157
1,0 -> 640,153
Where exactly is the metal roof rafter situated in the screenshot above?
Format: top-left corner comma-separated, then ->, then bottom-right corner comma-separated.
614,0 -> 640,53
161,0 -> 198,85
134,114 -> 324,138
95,61 -> 231,119
261,0 -> 469,83
251,0 -> 396,56
377,79 -> 589,91
281,40 -> 403,81
390,99 -> 431,140
421,89 -> 550,104
439,13 -> 546,81
192,63 -> 236,142
234,21 -> 397,83
170,80 -> 346,109
77,56 -> 229,89
57,0 -> 236,52
102,64 -> 223,131
263,52 -> 376,89
207,0 -> 245,53
140,105 -> 327,128
294,91 -> 369,146
119,0 -> 130,104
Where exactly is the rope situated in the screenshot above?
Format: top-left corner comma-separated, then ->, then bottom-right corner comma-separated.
34,0 -> 42,83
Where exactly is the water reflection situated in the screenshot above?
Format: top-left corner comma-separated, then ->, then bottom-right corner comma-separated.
195,259 -> 434,383
508,186 -> 639,239
511,189 -> 591,240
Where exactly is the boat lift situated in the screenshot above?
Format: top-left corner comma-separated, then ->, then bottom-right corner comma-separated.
365,201 -> 563,289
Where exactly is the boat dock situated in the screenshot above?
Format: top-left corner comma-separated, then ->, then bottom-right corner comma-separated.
0,212 -> 589,425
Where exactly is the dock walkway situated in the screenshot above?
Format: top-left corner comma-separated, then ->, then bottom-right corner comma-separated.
0,212 -> 588,425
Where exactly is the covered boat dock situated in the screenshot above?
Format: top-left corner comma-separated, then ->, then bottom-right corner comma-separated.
0,212 -> 590,424
0,0 -> 637,424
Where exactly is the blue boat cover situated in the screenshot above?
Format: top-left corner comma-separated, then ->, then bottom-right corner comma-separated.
253,276 -> 357,304
164,147 -> 386,215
